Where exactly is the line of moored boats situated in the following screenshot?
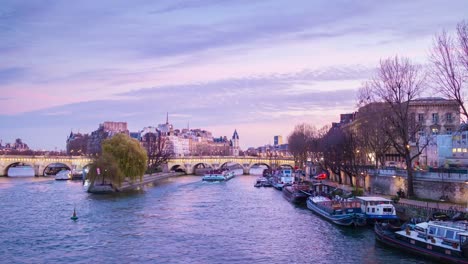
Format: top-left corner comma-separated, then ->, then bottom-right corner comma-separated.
255,168 -> 468,264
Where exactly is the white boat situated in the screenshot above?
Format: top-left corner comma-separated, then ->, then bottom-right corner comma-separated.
356,196 -> 398,223
271,168 -> 294,190
202,170 -> 235,182
55,170 -> 71,180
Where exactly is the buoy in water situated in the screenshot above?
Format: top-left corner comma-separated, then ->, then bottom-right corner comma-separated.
71,208 -> 78,221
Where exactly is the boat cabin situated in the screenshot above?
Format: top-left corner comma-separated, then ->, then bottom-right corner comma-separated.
356,196 -> 398,220
409,221 -> 468,251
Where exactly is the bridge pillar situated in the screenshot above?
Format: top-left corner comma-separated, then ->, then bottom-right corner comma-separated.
212,163 -> 219,170
0,164 -> 6,176
243,164 -> 251,175
34,165 -> 47,176
184,164 -> 193,174
162,163 -> 169,173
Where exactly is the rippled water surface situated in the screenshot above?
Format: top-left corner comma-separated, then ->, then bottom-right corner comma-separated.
0,175 -> 436,263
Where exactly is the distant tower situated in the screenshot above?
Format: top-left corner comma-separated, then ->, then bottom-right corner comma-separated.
231,129 -> 240,156
274,135 -> 283,146
166,112 -> 169,124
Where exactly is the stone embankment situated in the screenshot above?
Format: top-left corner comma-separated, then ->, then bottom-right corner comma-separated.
116,172 -> 184,191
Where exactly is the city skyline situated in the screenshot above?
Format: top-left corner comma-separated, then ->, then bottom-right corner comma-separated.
1,0 -> 468,150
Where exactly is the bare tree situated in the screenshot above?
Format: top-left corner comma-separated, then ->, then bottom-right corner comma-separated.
146,133 -> 174,173
458,21 -> 468,71
430,29 -> 468,120
365,56 -> 427,197
320,125 -> 346,184
353,101 -> 392,168
288,123 -> 316,168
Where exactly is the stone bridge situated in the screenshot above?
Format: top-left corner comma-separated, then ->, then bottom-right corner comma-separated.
0,155 -> 93,176
166,156 -> 295,174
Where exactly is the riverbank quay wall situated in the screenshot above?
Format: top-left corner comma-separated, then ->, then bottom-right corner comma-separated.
328,168 -> 468,204
117,172 -> 184,191
88,172 -> 184,193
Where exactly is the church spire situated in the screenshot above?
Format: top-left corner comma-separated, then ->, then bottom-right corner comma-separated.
166,112 -> 169,124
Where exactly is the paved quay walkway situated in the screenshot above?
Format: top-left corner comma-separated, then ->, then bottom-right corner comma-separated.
117,172 -> 184,191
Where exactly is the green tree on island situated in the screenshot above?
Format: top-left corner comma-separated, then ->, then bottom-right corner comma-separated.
87,133 -> 148,189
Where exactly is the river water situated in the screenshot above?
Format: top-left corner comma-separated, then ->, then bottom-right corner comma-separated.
0,175 -> 435,264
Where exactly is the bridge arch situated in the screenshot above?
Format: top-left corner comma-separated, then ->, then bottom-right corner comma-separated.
43,162 -> 72,176
170,164 -> 187,174
4,162 -> 35,177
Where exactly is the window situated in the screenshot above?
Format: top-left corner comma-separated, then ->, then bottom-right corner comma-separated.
418,113 -> 424,122
445,230 -> 455,239
446,113 -> 453,123
432,128 -> 439,135
446,128 -> 452,135
432,113 -> 439,124
437,228 -> 445,237
372,208 -> 375,213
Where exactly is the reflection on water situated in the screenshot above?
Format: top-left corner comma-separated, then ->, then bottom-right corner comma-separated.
0,175 -> 434,263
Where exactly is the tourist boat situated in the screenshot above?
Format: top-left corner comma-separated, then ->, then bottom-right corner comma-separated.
375,220 -> 468,264
282,182 -> 310,204
356,196 -> 399,223
254,177 -> 271,187
306,196 -> 367,227
202,170 -> 235,182
55,170 -> 71,180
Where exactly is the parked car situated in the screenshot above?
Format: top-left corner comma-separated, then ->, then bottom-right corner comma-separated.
313,172 -> 327,180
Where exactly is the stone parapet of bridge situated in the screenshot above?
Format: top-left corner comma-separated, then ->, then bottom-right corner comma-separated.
0,155 -> 93,176
167,156 -> 295,174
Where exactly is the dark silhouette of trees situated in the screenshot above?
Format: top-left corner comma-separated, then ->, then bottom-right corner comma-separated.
288,123 -> 318,168
320,126 -> 346,184
353,102 -> 392,168
145,133 -> 174,173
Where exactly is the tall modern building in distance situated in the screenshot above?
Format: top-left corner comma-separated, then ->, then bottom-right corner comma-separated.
274,135 -> 283,146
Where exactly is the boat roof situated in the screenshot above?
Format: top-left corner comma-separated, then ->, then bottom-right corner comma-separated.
356,196 -> 392,202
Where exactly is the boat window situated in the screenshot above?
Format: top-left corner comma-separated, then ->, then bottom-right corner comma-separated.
429,227 -> 437,235
372,208 -> 375,213
461,235 -> 467,243
383,208 -> 392,213
455,233 -> 460,241
436,228 -> 445,237
445,230 -> 455,239
367,208 -> 370,212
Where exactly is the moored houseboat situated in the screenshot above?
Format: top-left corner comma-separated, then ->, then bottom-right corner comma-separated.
270,168 -> 294,190
375,220 -> 468,264
282,182 -> 310,204
306,196 -> 367,227
254,177 -> 272,187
